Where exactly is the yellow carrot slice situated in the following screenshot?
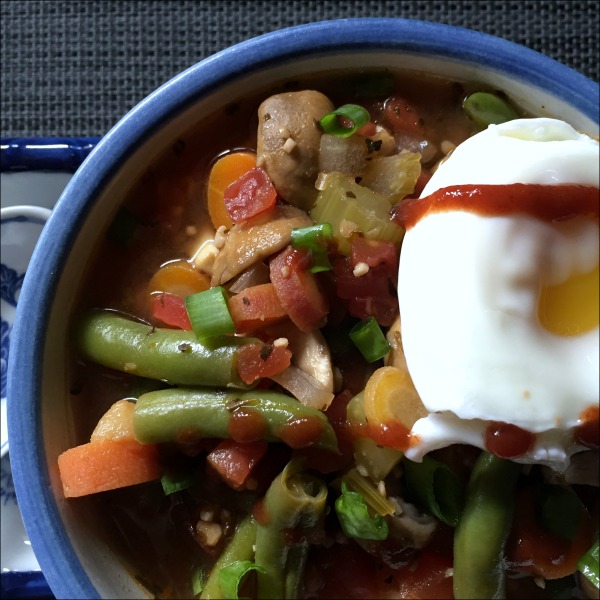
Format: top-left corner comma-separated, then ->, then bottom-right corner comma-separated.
363,365 -> 427,430
147,260 -> 210,298
207,151 -> 257,229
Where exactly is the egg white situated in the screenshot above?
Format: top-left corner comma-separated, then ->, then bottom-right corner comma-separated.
399,119 -> 599,469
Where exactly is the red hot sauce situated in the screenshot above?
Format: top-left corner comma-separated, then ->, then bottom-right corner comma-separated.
393,184 -> 599,229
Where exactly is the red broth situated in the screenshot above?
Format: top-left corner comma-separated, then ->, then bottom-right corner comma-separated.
64,69 -> 597,599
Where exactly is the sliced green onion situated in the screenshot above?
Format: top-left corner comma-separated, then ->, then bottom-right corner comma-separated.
463,92 -> 518,129
185,286 -> 235,340
578,539 -> 599,590
536,484 -> 583,541
191,565 -> 207,598
160,469 -> 195,496
218,560 -> 265,600
290,223 -> 334,273
319,104 -> 370,138
349,317 -> 391,362
335,481 -> 389,541
403,455 -> 465,527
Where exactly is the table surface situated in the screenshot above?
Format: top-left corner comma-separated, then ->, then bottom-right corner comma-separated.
1,0 -> 599,138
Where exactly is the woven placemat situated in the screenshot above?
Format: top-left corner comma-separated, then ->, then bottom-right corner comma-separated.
1,0 -> 598,137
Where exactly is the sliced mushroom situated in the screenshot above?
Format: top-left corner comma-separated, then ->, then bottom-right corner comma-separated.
257,90 -> 334,211
265,322 -> 335,410
266,322 -> 334,392
356,496 -> 438,569
210,204 -> 312,286
388,497 -> 438,549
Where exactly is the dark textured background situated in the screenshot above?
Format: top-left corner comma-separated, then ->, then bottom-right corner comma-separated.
1,0 -> 598,137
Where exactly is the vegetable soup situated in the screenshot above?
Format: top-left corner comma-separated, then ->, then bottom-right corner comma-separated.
60,69 -> 599,599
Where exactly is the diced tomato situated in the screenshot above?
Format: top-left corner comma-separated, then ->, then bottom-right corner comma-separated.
228,283 -> 288,333
332,256 -> 398,326
351,237 -> 398,274
506,486 -> 594,580
333,257 -> 390,299
394,548 -> 454,599
224,167 -> 277,223
236,342 -> 292,385
348,295 -> 398,327
305,541 -> 453,600
356,121 -> 377,137
151,292 -> 192,330
269,246 -> 329,332
206,439 -> 268,489
383,96 -> 425,137
304,542 -> 394,599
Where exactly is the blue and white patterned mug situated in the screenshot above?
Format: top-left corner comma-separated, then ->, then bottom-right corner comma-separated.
1,205 -> 52,457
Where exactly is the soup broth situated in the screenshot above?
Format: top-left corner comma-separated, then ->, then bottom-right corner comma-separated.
63,68 -> 598,600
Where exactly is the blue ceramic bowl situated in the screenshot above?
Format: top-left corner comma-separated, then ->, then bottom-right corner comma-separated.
8,18 -> 600,599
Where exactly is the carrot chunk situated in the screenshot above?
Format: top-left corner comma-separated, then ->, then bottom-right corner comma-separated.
58,439 -> 160,498
228,283 -> 287,333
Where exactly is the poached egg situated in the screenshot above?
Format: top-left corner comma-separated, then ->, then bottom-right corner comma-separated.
398,118 -> 599,470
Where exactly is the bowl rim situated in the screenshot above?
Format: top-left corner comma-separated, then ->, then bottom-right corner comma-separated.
8,17 -> 600,599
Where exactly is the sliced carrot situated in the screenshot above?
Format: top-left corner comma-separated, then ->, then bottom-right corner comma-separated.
236,342 -> 292,385
207,151 -> 257,229
147,260 -> 210,298
58,439 -> 161,498
207,439 -> 268,489
228,283 -> 288,333
364,366 -> 427,431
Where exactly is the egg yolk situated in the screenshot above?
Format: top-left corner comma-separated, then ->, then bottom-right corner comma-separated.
538,264 -> 599,336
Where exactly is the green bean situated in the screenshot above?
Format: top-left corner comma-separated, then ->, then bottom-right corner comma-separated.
74,310 -> 250,388
133,387 -> 339,453
283,542 -> 310,599
403,455 -> 465,527
462,92 -> 518,129
453,452 -> 521,599
201,515 -> 257,599
252,458 -> 327,599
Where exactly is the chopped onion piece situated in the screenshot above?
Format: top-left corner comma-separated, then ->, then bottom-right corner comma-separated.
270,365 -> 334,410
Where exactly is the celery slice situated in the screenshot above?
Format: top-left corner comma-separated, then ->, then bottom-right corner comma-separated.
342,468 -> 395,516
360,151 -> 421,203
353,438 -> 404,482
346,393 -> 404,481
310,172 -> 405,255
